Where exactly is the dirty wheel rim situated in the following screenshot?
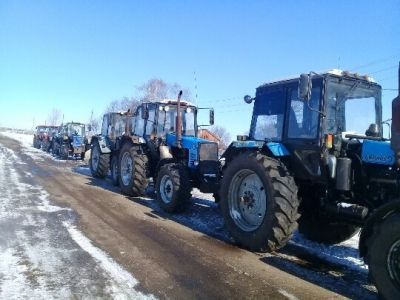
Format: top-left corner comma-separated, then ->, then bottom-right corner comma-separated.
160,174 -> 173,204
121,152 -> 133,186
228,169 -> 267,232
388,239 -> 400,288
92,146 -> 99,170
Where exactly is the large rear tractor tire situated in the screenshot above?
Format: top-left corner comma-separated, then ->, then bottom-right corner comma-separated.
111,156 -> 119,186
155,163 -> 191,213
367,214 -> 400,300
118,143 -> 147,197
298,213 -> 360,244
89,142 -> 110,178
220,152 -> 300,252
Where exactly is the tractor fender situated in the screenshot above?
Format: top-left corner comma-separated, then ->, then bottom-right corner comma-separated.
359,200 -> 400,258
221,141 -> 262,162
92,136 -> 111,154
221,141 -> 289,163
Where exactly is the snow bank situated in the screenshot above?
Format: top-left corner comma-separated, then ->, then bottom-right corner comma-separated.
63,221 -> 155,300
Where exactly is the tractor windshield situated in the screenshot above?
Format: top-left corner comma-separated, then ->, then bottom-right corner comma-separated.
325,78 -> 382,136
68,124 -> 85,137
158,105 -> 197,136
251,89 -> 285,141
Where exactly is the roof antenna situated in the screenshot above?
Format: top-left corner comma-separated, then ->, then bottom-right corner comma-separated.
398,61 -> 400,96
194,70 -> 198,105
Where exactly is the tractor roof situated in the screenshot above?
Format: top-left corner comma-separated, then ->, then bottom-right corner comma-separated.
107,111 -> 129,116
65,122 -> 85,126
153,99 -> 196,107
258,69 -> 379,89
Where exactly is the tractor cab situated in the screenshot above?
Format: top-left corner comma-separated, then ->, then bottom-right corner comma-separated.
131,100 -> 199,140
237,70 -> 384,182
65,122 -> 86,138
100,112 -> 129,142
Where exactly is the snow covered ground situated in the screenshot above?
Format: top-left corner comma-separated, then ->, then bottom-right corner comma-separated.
0,132 -> 154,299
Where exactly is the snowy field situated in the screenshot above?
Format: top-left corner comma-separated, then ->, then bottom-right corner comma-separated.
0,130 -> 375,298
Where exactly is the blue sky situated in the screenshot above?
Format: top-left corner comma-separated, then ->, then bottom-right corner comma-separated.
0,0 -> 399,137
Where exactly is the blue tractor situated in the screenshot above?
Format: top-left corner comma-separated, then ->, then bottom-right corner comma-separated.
219,67 -> 400,298
52,122 -> 88,160
89,112 -> 130,185
107,92 -> 219,212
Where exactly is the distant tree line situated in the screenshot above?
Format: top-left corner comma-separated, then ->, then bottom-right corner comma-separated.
43,78 -> 231,147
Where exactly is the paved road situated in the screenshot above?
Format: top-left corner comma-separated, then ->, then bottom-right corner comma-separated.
0,134 -> 377,299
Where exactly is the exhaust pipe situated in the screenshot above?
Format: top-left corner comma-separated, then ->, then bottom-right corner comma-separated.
176,90 -> 183,148
391,62 -> 400,165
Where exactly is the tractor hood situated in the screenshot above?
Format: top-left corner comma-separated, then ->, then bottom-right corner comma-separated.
361,140 -> 395,166
166,133 -> 215,147
166,133 -> 219,168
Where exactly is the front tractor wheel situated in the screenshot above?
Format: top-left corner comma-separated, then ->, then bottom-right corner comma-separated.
89,142 -> 109,178
118,143 -> 147,197
367,214 -> 400,299
156,163 -> 191,213
220,152 -> 300,252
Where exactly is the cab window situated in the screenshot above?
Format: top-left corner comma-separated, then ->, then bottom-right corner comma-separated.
145,106 -> 156,136
287,86 -> 321,139
134,108 -> 145,137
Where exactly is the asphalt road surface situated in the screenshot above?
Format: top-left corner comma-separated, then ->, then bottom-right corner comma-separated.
0,133 -> 378,299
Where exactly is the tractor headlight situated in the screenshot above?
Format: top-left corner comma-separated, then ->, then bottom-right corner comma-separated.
164,106 -> 170,112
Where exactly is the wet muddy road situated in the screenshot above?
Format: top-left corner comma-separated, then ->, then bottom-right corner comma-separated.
0,133 -> 377,299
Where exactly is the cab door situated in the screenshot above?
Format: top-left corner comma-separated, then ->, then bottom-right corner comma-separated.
283,78 -> 325,181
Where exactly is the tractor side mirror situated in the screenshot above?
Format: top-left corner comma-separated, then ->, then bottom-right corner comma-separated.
244,95 -> 253,104
209,109 -> 215,125
298,73 -> 312,101
141,105 -> 149,119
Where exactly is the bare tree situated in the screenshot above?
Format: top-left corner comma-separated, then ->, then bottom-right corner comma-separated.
136,78 -> 191,102
209,125 -> 231,149
46,108 -> 62,126
87,110 -> 102,134
105,96 -> 140,113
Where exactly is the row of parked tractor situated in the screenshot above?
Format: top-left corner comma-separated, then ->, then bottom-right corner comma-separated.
33,122 -> 90,159
33,67 -> 400,298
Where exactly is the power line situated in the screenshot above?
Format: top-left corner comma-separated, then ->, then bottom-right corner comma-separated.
370,65 -> 398,75
200,96 -> 242,105
350,52 -> 400,72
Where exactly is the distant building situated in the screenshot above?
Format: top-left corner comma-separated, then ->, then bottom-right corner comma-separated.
198,129 -> 225,151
